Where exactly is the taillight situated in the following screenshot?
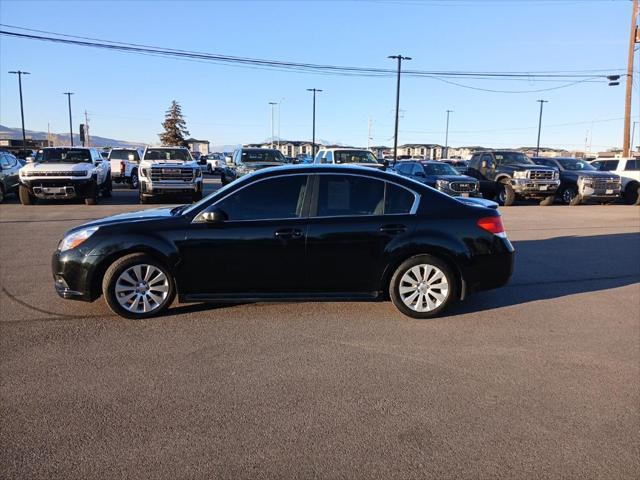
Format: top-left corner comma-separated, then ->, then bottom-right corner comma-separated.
477,216 -> 506,237
120,161 -> 126,175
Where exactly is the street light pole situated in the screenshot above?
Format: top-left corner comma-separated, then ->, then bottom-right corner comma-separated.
63,92 -> 74,146
306,88 -> 322,157
444,109 -> 453,159
388,54 -> 411,163
8,70 -> 30,152
269,102 -> 277,148
535,100 -> 548,157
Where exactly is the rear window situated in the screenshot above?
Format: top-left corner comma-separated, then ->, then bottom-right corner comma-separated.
385,183 -> 415,214
625,160 -> 638,171
110,150 -> 139,161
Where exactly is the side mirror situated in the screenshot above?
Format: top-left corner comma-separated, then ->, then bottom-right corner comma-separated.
128,154 -> 135,162
26,156 -> 35,163
200,207 -> 228,224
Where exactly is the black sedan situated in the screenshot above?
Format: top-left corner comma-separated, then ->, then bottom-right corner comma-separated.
394,160 -> 481,197
52,165 -> 514,320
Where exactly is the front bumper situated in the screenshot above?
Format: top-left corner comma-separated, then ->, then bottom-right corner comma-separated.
51,249 -> 97,302
511,178 -> 560,197
21,178 -> 95,199
578,179 -> 621,199
140,179 -> 201,195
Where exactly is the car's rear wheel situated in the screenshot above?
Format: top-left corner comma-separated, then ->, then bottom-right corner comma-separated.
85,184 -> 98,205
389,255 -> 457,319
18,184 -> 35,205
623,183 -> 639,205
102,253 -> 176,319
0,185 -> 4,204
102,177 -> 112,198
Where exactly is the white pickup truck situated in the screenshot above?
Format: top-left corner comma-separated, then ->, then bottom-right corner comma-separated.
590,157 -> 640,205
138,146 -> 203,204
109,148 -> 143,189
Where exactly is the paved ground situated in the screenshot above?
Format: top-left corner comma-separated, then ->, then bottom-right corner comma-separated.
1,177 -> 639,479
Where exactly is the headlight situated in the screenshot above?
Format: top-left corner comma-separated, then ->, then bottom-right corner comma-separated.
436,179 -> 450,188
58,227 -> 99,252
553,170 -> 559,180
580,176 -> 593,186
513,171 -> 528,179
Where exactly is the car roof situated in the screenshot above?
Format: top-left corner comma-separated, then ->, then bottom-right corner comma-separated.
145,146 -> 188,149
43,146 -> 91,150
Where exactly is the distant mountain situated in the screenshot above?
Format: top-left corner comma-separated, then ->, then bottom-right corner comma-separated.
0,125 -> 146,148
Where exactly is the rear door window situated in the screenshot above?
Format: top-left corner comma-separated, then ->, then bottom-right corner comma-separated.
624,160 -> 638,170
385,183 -> 415,214
314,175 -> 385,217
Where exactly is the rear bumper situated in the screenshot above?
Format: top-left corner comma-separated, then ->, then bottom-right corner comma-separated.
464,238 -> 515,294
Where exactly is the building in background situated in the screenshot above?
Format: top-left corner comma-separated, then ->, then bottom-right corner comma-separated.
397,144 -> 443,160
185,138 -> 210,155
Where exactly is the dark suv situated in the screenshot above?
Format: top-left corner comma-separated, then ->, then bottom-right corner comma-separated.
221,147 -> 287,185
394,160 -> 480,197
532,157 -> 621,205
467,151 -> 560,206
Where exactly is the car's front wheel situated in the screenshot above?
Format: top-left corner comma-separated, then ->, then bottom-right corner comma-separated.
389,255 -> 457,319
130,170 -> 139,190
496,181 -> 516,206
102,253 -> 176,319
19,184 -> 35,205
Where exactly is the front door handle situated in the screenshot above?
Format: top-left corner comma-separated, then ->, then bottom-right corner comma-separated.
379,224 -> 407,235
274,228 -> 303,240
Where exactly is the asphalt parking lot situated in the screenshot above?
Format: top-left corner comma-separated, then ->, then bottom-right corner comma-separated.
1,177 -> 639,479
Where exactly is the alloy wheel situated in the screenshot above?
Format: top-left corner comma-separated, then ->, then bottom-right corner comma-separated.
399,264 -> 449,312
114,264 -> 170,313
562,188 -> 577,204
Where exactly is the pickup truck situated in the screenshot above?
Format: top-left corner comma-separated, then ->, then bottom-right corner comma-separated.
467,150 -> 560,206
533,157 -> 621,205
590,157 -> 640,205
138,147 -> 203,204
109,148 -> 143,189
18,147 -> 111,205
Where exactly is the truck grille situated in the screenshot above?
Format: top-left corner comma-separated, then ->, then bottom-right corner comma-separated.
25,171 -> 86,177
528,170 -> 554,180
593,178 -> 620,193
449,181 -> 477,192
149,167 -> 194,181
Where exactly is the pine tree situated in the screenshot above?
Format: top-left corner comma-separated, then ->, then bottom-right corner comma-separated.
159,100 -> 190,146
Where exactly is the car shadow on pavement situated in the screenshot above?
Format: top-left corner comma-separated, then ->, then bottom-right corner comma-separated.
450,231 -> 640,315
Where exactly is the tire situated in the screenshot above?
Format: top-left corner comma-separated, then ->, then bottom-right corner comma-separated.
85,184 -> 98,205
569,193 -> 583,206
207,164 -> 212,174
0,185 -> 4,204
102,177 -> 112,198
220,174 -> 229,186
539,195 -> 555,206
192,185 -> 203,202
496,181 -> 516,206
560,186 -> 579,205
102,253 -> 176,319
389,254 -> 457,319
18,184 -> 35,205
139,194 -> 150,204
623,183 -> 640,205
130,170 -> 139,190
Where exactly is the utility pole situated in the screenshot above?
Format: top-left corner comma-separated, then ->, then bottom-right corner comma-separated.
277,98 -> 284,149
367,117 -> 373,150
47,122 -> 51,147
306,88 -> 322,157
388,54 -> 411,163
63,92 -> 74,146
444,109 -> 453,159
268,102 -> 276,148
623,0 -> 639,157
84,110 -> 91,147
631,121 -> 639,154
536,100 -> 548,157
8,70 -> 30,153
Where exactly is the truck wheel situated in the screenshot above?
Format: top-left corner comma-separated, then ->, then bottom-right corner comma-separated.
0,185 -> 4,203
496,181 -> 516,206
207,164 -> 212,174
139,194 -> 150,204
623,183 -> 639,205
18,184 -> 35,205
102,253 -> 176,319
130,170 -> 139,190
560,186 -> 578,205
102,177 -> 113,198
85,185 -> 98,205
539,195 -> 555,206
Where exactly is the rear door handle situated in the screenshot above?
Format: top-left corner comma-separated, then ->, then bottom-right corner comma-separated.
274,228 -> 303,240
379,224 -> 407,235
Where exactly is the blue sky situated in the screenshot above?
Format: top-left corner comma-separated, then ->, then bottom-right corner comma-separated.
0,0 -> 637,151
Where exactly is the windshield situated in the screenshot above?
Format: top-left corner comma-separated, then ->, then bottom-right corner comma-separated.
40,148 -> 91,163
109,150 -> 137,160
334,150 -> 380,164
495,152 -> 534,165
242,150 -> 285,163
144,148 -> 191,161
423,163 -> 459,176
557,158 -> 595,171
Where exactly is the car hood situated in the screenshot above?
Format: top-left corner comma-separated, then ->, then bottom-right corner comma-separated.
74,206 -> 177,230
428,174 -> 477,182
243,162 -> 286,170
20,162 -> 94,174
502,164 -> 555,172
140,160 -> 198,167
561,170 -> 620,181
